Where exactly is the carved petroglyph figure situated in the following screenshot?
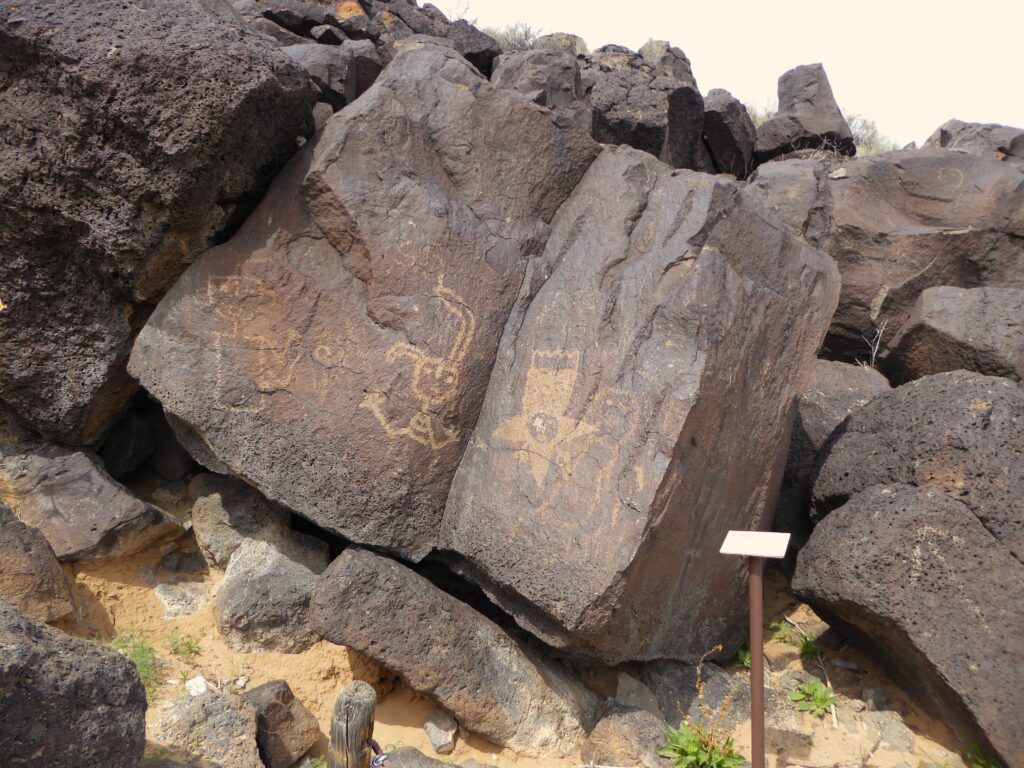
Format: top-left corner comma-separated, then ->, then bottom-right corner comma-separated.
361,280 -> 476,450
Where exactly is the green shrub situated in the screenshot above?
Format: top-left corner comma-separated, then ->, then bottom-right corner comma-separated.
967,744 -> 1006,768
788,678 -> 835,718
659,721 -> 745,768
735,645 -> 751,669
308,758 -> 327,768
799,636 -> 822,659
110,628 -> 159,700
167,630 -> 200,661
768,620 -> 795,644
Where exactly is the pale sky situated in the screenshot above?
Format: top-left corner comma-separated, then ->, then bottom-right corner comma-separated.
436,0 -> 1024,147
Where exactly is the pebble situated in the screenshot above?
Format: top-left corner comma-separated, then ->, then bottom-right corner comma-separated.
185,676 -> 208,697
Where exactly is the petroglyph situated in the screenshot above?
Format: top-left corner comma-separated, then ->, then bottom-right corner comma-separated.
361,280 -> 476,449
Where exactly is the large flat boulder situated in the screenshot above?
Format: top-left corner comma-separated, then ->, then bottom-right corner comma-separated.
0,0 -> 316,444
924,119 -> 1024,160
310,548 -> 599,756
746,149 -> 1024,361
0,502 -> 73,623
881,286 -> 1024,383
813,371 -> 1024,561
442,146 -> 840,663
754,63 -> 854,163
154,691 -> 262,768
130,41 -> 598,560
0,599 -> 147,767
793,483 -> 1024,768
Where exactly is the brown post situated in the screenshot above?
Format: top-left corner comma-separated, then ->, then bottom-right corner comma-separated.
749,556 -> 765,768
328,681 -> 378,768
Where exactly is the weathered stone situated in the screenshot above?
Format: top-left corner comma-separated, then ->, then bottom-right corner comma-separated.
311,23 -> 347,44
154,691 -> 263,768
703,88 -> 756,178
582,705 -> 670,768
100,411 -> 155,479
144,403 -> 197,481
881,286 -> 1024,383
442,146 -> 839,663
773,360 -> 889,543
532,32 -> 588,55
812,371 -> 1024,561
0,503 -> 73,623
311,548 -> 599,755
423,708 -> 457,755
641,660 -> 751,729
257,0 -> 332,35
130,42 -> 598,560
282,40 -> 383,110
615,673 -> 664,719
388,747 -> 455,768
746,149 -> 1024,361
217,538 -> 327,653
924,119 -> 1024,159
1,447 -> 184,561
0,599 -> 146,767
754,63 -> 854,163
0,0 -> 316,444
491,49 -> 592,132
250,16 -> 310,46
793,483 -> 1024,768
241,679 -> 320,768
445,20 -> 501,76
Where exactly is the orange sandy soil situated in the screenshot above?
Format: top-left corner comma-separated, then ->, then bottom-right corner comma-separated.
57,539 -> 968,768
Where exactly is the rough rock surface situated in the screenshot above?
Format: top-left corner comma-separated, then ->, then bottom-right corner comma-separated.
282,40 -> 383,110
442,146 -> 840,663
99,411 -> 155,479
0,0 -> 316,444
641,660 -> 751,729
241,679 -> 320,768
881,286 -> 1024,383
0,599 -> 146,767
813,371 -> 1024,561
774,360 -> 890,542
702,88 -> 756,178
154,691 -> 263,768
310,548 -> 599,755
746,148 -> 1024,361
130,42 -> 598,559
924,119 -> 1024,159
584,43 -> 705,169
424,708 -> 458,754
793,484 -> 1024,768
0,503 -> 73,623
217,538 -> 327,653
491,49 -> 592,132
581,705 -> 670,768
1,446 -> 184,560
754,63 -> 854,163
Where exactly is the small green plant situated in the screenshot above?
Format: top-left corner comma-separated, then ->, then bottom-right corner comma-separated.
768,620 -> 795,644
799,636 -> 822,659
308,757 -> 327,768
659,721 -> 745,768
736,645 -> 751,669
788,678 -> 836,718
110,627 -> 159,700
967,744 -> 1006,768
167,629 -> 201,661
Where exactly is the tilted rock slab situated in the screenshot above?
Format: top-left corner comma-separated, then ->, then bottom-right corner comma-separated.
310,548 -> 599,756
702,88 -> 756,178
881,286 -> 1024,383
0,599 -> 147,768
0,502 -> 74,623
924,118 -> 1024,160
240,679 -> 320,768
746,149 -> 1024,361
0,0 -> 316,444
813,371 -> 1024,562
131,42 -> 598,559
491,49 -> 592,133
793,483 -> 1024,768
442,146 -> 840,663
154,691 -> 263,768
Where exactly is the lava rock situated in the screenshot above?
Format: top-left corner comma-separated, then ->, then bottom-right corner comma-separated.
754,63 -> 854,163
423,708 -> 458,755
99,411 -> 155,479
442,146 -> 839,663
881,286 -> 1024,383
641,660 -> 751,729
0,0 -> 316,444
241,679 -> 320,768
282,40 -> 383,110
812,371 -> 1024,560
924,119 -> 1024,159
703,88 -> 756,178
250,16 -> 310,46
445,19 -> 501,76
582,705 -> 670,768
311,548 -> 599,756
130,42 -> 598,560
216,538 -> 327,654
491,49 -> 592,132
793,483 -> 1023,768
532,32 -> 588,55
0,447 -> 184,560
0,599 -> 146,767
0,503 -> 74,623
154,691 -> 263,768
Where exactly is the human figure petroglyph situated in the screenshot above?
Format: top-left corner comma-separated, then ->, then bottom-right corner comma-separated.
360,280 -> 476,450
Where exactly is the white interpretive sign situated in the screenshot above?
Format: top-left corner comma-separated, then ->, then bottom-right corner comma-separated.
719,530 -> 791,559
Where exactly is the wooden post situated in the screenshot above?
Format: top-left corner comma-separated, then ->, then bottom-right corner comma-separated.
328,681 -> 378,768
749,556 -> 766,768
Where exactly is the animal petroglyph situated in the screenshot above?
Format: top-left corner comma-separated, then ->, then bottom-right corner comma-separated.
361,280 -> 476,450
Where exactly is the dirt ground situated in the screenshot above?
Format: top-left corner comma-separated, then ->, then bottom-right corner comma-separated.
58,538 -> 971,768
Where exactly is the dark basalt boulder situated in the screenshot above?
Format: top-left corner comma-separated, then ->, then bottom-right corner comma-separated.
282,39 -> 383,110
0,0 -> 317,444
702,88 -> 756,178
0,599 -> 147,768
240,679 -> 320,768
924,118 -> 1024,160
0,503 -> 74,623
491,49 -> 592,132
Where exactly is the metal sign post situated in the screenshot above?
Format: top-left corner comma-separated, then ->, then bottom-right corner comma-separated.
720,530 -> 791,768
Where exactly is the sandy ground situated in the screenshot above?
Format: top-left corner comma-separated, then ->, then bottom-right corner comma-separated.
58,539 -> 970,768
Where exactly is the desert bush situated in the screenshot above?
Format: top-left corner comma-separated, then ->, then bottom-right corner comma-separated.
481,22 -> 542,51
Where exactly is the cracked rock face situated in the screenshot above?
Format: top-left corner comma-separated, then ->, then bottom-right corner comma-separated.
442,145 -> 840,663
130,42 -> 599,560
